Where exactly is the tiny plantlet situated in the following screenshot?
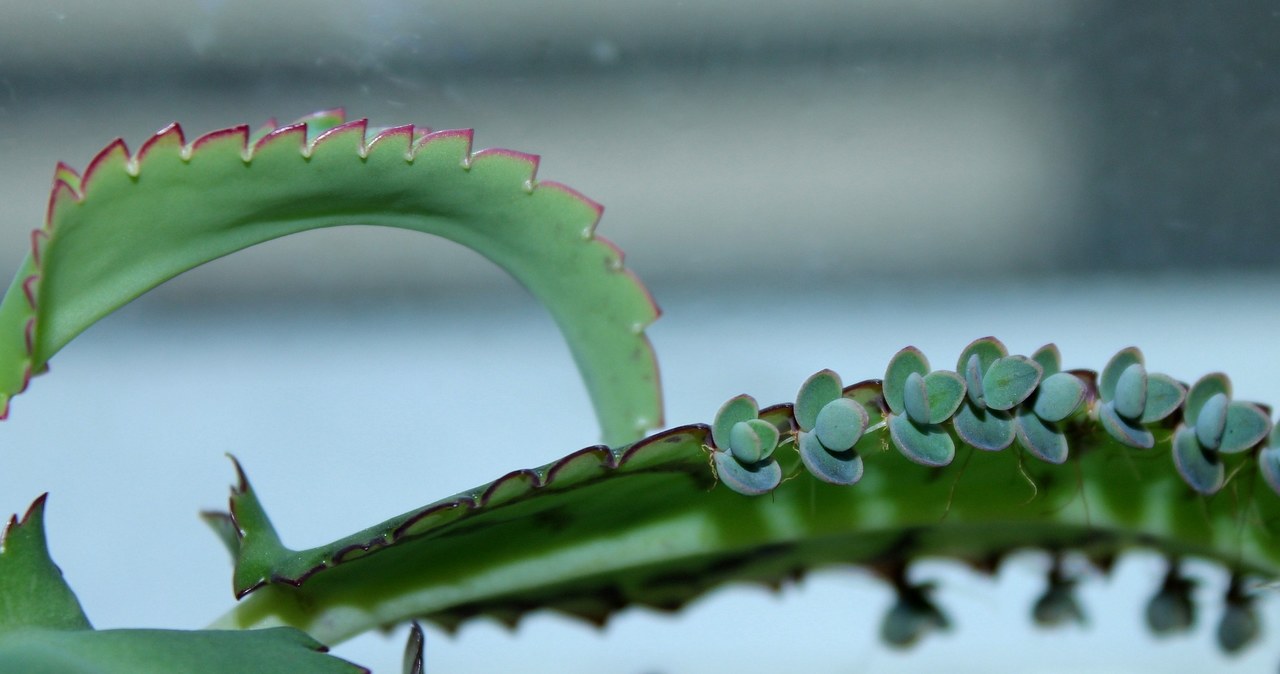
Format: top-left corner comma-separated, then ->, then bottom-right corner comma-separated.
0,111 -> 1277,671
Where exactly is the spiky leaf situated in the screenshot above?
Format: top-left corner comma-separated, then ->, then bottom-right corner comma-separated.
0,628 -> 365,674
0,496 -> 91,634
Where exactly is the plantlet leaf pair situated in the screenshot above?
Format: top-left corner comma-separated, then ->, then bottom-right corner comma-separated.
884,347 -> 966,466
710,395 -> 783,494
1097,348 -> 1185,448
794,369 -> 868,485
1172,374 -> 1271,494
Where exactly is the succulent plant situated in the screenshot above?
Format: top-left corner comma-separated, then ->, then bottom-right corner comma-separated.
950,337 -> 1043,452
793,369 -> 869,485
1096,347 -> 1185,449
1013,344 -> 1088,464
709,394 -> 783,495
1171,373 -> 1272,494
883,346 -> 967,466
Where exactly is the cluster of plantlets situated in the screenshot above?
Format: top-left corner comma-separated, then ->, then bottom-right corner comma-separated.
710,337 -> 1277,499
706,337 -> 1279,654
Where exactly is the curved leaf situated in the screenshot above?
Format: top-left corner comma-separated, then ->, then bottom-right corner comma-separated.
0,113 -> 661,446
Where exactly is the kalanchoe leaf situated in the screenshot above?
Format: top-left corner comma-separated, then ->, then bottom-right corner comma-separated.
981,356 -> 1043,412
952,403 -> 1015,452
814,398 -> 868,452
1015,408 -> 1069,464
712,394 -> 759,450
889,414 -> 955,467
729,419 -> 778,464
712,450 -> 782,496
1141,373 -> 1186,423
923,370 -> 966,423
1195,393 -> 1230,451
1100,347 -> 1143,402
1113,362 -> 1148,420
903,371 -> 932,426
0,112 -> 663,446
795,369 -> 842,432
0,496 -> 92,633
1032,372 -> 1086,423
1031,343 -> 1062,376
0,627 -> 368,674
884,347 -> 930,415
797,430 -> 864,486
1217,401 -> 1271,454
1146,567 -> 1196,635
880,583 -> 950,649
1172,427 -> 1225,495
1099,401 -> 1155,449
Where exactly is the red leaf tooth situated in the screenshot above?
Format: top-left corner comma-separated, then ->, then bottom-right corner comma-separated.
309,118 -> 370,158
21,275 -> 39,310
366,124 -> 416,159
190,124 -> 251,160
45,181 -> 80,230
470,147 -> 541,190
52,162 -> 82,194
416,128 -> 474,164
252,122 -> 309,156
29,229 -> 50,266
80,138 -> 130,194
136,122 -> 187,164
22,316 -> 35,357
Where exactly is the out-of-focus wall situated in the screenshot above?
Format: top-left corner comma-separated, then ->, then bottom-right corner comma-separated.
4,1 -> 1274,304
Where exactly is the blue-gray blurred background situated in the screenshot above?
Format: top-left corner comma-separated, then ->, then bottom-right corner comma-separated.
1,2 -> 1279,672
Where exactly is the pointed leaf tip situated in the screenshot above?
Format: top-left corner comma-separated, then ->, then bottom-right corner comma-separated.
0,495 -> 93,633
